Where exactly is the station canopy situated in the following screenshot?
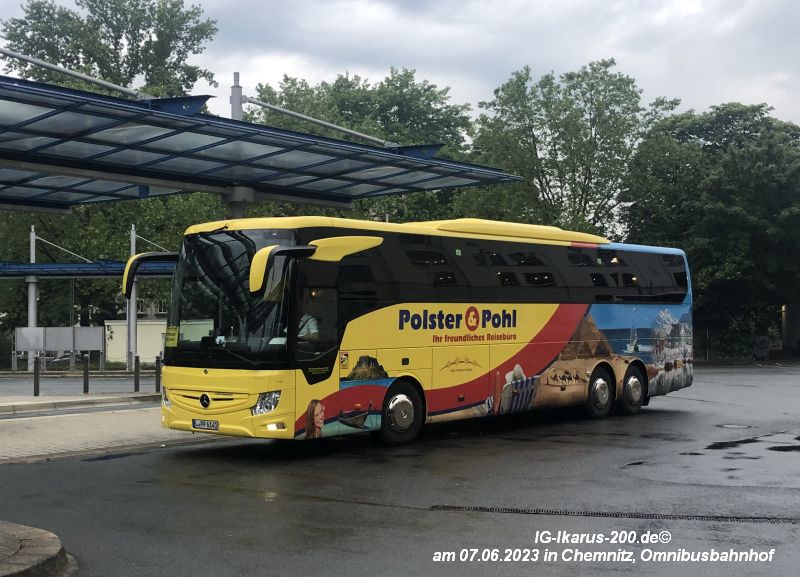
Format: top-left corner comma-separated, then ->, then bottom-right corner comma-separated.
0,259 -> 174,279
0,75 -> 521,211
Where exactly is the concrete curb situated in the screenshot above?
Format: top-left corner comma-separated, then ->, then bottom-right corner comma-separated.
0,434 -> 227,466
0,521 -> 74,577
0,394 -> 160,416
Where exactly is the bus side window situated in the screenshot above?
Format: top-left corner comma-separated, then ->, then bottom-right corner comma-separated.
295,287 -> 338,360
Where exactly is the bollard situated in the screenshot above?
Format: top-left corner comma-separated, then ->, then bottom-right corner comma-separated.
33,354 -> 40,396
83,354 -> 89,394
134,355 -> 140,392
155,354 -> 162,393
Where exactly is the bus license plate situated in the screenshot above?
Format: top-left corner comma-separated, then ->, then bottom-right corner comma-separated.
192,419 -> 219,431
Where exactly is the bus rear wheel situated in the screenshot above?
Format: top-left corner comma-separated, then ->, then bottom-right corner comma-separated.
620,366 -> 645,415
586,367 -> 613,419
379,380 -> 423,445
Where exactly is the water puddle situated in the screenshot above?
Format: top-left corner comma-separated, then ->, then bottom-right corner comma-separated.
625,430 -> 800,488
706,438 -> 761,450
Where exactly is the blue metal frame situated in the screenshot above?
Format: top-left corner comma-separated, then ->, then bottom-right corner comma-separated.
0,259 -> 175,278
0,75 -> 521,210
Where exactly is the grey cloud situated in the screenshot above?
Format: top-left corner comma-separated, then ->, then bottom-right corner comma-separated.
1,0 -> 798,122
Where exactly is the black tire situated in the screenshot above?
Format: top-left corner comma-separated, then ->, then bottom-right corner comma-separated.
586,367 -> 613,419
620,365 -> 645,415
379,380 -> 424,445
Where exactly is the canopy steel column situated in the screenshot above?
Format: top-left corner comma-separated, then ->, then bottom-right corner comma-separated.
127,225 -> 137,370
228,74 -> 247,218
230,72 -> 243,121
226,185 -> 253,219
26,225 -> 37,371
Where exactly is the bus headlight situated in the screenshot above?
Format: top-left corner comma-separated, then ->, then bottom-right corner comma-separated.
162,388 -> 171,408
252,391 -> 281,415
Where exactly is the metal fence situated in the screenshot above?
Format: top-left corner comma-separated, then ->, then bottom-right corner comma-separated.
13,326 -> 104,371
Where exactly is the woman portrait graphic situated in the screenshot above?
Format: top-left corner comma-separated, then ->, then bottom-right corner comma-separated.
305,399 -> 325,439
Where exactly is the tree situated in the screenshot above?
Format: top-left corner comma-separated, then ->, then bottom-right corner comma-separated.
622,103 -> 800,357
0,0 -> 222,341
246,68 -> 474,222
1,0 -> 217,96
251,68 -> 472,156
461,59 -> 678,234
0,194 -> 226,334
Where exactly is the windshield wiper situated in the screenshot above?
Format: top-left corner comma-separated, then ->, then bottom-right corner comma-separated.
167,346 -> 262,367
207,345 -> 260,367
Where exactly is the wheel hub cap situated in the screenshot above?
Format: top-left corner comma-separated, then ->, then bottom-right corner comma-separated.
626,376 -> 642,402
593,378 -> 609,406
387,394 -> 414,431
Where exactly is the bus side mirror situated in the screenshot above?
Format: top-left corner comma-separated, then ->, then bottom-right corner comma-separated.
123,252 -> 179,299
308,236 -> 383,262
249,245 -> 317,297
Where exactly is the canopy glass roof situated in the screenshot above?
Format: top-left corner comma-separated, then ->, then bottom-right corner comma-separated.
0,75 -> 521,210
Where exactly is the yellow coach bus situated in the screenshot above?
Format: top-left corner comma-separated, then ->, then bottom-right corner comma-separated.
124,217 -> 693,444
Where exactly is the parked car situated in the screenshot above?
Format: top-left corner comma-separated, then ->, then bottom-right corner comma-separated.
48,352 -> 76,369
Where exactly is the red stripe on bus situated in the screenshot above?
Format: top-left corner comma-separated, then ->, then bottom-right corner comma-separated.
297,304 -> 590,429
495,302 -> 588,377
425,303 -> 588,414
294,384 -> 387,433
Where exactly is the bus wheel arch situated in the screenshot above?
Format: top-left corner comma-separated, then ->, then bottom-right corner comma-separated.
379,377 -> 425,445
620,362 -> 647,415
586,363 -> 615,419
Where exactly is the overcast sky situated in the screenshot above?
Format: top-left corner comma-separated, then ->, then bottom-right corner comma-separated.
1,0 -> 799,124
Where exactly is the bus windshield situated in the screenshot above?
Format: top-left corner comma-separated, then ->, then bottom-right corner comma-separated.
165,228 -> 295,368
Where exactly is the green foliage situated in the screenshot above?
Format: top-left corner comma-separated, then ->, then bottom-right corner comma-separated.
3,17 -> 799,366
623,103 -> 800,355
1,0 -> 218,96
464,59 -> 679,234
0,0 -> 223,336
0,195 -> 226,332
250,68 -> 472,154
245,68 -> 473,222
0,331 -> 10,369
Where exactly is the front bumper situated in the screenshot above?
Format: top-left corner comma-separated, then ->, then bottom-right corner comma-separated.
160,366 -> 296,439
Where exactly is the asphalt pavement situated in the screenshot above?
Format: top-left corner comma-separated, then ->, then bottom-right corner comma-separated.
0,372 -> 184,577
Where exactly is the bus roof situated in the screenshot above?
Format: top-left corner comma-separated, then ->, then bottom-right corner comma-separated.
185,216 -> 610,246
606,242 -> 687,257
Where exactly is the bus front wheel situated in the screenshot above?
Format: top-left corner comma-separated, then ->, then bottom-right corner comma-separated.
586,367 -> 613,419
379,380 -> 423,445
